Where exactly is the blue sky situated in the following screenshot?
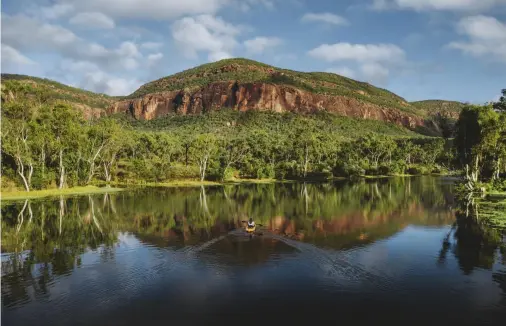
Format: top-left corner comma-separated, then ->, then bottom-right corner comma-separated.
2,0 -> 505,103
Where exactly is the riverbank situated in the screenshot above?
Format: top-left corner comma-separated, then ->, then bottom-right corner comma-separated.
1,174 -> 456,201
1,186 -> 124,201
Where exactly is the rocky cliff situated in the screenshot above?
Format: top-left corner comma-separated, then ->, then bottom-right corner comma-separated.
108,81 -> 425,129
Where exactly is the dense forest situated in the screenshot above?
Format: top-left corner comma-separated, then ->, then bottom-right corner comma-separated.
1,73 -> 505,195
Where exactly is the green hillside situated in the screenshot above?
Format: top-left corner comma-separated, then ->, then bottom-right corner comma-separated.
121,109 -> 422,141
127,58 -> 423,115
411,100 -> 466,115
1,74 -> 115,109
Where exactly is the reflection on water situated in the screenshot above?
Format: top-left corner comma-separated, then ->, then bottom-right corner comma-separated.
2,177 -> 506,325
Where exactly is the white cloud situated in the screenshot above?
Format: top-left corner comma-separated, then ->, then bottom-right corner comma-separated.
243,36 -> 282,54
311,42 -> 407,86
44,0 -> 229,20
301,12 -> 349,26
60,60 -> 142,96
370,0 -> 506,12
326,63 -> 390,85
69,12 -> 115,29
147,53 -> 164,66
116,41 -> 141,58
326,66 -> 357,79
308,43 -> 405,64
2,15 -> 143,71
1,44 -> 36,65
237,0 -> 276,12
39,3 -> 75,19
141,42 -> 163,50
2,14 -> 78,51
360,62 -> 390,84
448,15 -> 506,62
171,15 -> 241,61
208,51 -> 233,61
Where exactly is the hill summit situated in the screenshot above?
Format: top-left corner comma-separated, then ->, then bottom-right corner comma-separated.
109,58 -> 462,130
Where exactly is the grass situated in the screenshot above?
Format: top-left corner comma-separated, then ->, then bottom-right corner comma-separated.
1,186 -> 124,201
96,180 -> 222,188
411,100 -> 466,115
1,75 -> 115,109
224,178 -> 277,184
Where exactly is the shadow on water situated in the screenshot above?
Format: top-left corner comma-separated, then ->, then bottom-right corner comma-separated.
2,177 -> 506,325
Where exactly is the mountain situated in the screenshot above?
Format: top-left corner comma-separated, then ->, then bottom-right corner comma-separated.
108,58 -> 463,131
1,59 -> 466,133
1,74 -> 114,119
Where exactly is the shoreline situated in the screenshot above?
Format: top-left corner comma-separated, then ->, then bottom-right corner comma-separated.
1,186 -> 124,201
0,174 -> 455,201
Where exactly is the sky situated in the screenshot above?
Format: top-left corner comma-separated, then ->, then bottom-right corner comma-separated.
1,0 -> 505,103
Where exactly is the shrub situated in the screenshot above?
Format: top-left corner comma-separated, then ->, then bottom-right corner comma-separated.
257,165 -> 275,179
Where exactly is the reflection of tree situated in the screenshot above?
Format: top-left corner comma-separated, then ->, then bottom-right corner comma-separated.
438,208 -> 506,303
1,195 -> 119,307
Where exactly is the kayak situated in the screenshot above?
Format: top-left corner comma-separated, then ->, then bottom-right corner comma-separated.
245,225 -> 256,233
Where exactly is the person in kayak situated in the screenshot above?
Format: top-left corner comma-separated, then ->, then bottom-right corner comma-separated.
247,218 -> 255,228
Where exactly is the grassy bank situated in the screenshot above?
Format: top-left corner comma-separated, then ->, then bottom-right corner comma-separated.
1,186 -> 124,201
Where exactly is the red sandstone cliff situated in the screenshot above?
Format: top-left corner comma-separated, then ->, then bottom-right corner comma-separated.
107,82 -> 425,129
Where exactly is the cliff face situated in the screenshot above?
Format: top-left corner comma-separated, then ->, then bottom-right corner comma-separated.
108,82 -> 424,129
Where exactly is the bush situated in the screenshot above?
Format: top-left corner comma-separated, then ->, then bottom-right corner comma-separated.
407,165 -> 430,175
334,162 -> 365,178
257,165 -> 275,179
222,167 -> 239,181
275,161 -> 296,180
492,179 -> 506,192
389,160 -> 407,175
167,164 -> 200,180
377,165 -> 391,176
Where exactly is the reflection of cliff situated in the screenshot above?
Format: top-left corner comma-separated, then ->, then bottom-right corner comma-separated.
265,202 -> 455,249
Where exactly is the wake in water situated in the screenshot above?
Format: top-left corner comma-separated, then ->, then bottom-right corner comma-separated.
176,227 -> 393,288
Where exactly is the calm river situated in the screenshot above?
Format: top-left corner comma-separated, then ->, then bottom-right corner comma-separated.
2,177 -> 505,325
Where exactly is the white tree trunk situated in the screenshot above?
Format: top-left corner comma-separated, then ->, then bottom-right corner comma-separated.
303,145 -> 309,178
59,149 -> 65,189
87,144 -> 105,184
200,155 -> 208,182
16,155 -> 30,192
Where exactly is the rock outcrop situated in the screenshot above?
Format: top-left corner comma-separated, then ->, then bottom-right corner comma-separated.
107,82 -> 425,129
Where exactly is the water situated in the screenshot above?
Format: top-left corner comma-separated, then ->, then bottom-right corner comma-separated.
2,177 -> 505,325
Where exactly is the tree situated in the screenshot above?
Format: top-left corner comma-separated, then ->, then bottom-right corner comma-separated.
99,121 -> 132,185
220,135 -> 250,181
49,103 -> 85,189
454,104 -> 504,180
356,134 -> 397,169
190,134 -> 218,181
1,101 -> 36,191
493,89 -> 506,112
420,139 -> 445,167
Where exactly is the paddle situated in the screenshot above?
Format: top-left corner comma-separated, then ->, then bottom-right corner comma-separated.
241,220 -> 263,227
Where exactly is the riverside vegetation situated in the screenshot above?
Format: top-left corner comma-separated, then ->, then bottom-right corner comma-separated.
1,60 -> 505,220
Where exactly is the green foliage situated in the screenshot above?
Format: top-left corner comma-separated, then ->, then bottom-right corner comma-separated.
493,89 -> 506,112
411,100 -> 466,115
1,75 -> 114,108
454,104 -> 506,180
